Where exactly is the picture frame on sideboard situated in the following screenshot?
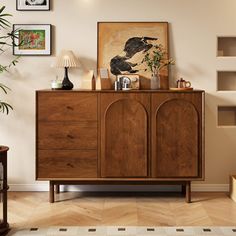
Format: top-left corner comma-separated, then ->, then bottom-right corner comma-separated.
97,22 -> 169,88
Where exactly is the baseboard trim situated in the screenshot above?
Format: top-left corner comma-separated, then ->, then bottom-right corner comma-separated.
192,184 -> 229,192
8,184 -> 229,192
9,184 -> 49,192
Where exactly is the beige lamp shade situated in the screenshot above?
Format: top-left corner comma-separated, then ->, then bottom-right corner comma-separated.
55,50 -> 81,68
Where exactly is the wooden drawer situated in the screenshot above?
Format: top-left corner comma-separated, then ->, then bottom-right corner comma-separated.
37,150 -> 97,178
37,92 -> 97,121
38,122 -> 97,150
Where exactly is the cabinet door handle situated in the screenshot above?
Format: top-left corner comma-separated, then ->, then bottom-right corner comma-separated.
67,163 -> 74,168
66,106 -> 74,110
67,134 -> 74,139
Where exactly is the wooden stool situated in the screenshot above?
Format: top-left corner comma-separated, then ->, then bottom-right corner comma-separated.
0,146 -> 10,235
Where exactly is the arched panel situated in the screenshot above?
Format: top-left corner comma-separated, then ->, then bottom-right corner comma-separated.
155,99 -> 199,178
101,98 -> 148,177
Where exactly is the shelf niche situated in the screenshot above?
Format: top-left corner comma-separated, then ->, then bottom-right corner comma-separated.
217,37 -> 236,57
218,106 -> 236,126
217,71 -> 236,91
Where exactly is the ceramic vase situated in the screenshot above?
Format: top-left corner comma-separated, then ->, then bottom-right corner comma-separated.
151,72 -> 160,90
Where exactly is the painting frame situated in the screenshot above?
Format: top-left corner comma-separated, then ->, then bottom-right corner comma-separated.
13,24 -> 52,56
16,0 -> 50,11
97,22 -> 169,88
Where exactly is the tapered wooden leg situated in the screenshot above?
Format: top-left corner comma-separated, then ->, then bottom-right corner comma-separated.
55,184 -> 60,194
185,181 -> 191,203
49,181 -> 54,203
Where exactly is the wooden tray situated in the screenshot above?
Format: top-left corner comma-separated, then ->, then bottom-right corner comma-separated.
170,87 -> 193,91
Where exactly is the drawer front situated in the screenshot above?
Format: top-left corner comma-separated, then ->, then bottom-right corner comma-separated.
37,92 -> 98,121
38,122 -> 97,150
37,150 -> 97,178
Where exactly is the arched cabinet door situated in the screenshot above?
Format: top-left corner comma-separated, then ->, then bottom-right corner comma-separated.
151,92 -> 204,179
100,93 -> 150,178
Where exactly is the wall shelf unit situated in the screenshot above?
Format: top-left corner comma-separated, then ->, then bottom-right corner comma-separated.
217,71 -> 236,91
218,106 -> 236,126
217,37 -> 236,57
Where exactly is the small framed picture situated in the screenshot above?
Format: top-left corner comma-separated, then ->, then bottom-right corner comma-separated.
99,68 -> 110,79
13,24 -> 52,56
16,0 -> 50,11
117,74 -> 140,90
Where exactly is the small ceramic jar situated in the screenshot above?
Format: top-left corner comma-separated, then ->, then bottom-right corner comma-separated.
51,78 -> 62,90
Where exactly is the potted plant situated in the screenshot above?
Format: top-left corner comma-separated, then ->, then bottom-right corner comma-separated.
0,5 -> 19,115
142,44 -> 174,89
0,6 -> 19,232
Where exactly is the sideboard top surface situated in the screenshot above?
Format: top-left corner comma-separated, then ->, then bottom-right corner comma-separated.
36,89 -> 205,93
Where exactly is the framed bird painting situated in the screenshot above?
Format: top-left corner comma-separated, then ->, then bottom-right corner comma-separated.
97,22 -> 169,89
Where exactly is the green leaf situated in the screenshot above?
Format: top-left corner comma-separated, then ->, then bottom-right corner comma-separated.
142,43 -> 174,73
0,5 -> 22,115
0,21 -> 10,28
0,101 -> 13,115
0,13 -> 12,17
0,83 -> 10,94
0,36 -> 9,39
0,6 -> 6,15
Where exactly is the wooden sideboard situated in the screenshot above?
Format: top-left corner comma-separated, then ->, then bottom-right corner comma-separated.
36,90 -> 205,203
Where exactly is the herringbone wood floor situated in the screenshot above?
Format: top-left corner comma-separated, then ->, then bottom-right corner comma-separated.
8,192 -> 236,230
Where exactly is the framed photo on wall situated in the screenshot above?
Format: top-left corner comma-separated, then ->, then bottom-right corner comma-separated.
16,0 -> 50,11
13,24 -> 52,56
97,22 -> 169,88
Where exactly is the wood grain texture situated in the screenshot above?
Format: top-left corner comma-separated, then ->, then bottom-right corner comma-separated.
100,93 -> 150,178
36,90 -> 204,197
157,99 -> 198,177
36,92 -> 99,180
37,150 -> 98,179
37,92 -> 98,121
151,92 -> 204,179
38,122 -> 97,150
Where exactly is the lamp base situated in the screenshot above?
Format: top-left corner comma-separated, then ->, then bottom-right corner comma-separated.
62,67 -> 74,90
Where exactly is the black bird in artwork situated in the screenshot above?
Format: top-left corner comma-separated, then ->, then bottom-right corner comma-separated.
110,37 -> 158,76
124,37 -> 158,58
110,55 -> 139,75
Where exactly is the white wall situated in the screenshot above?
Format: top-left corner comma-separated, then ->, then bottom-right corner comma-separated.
1,0 -> 236,191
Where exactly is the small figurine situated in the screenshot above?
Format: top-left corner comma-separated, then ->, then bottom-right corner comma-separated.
177,78 -> 191,88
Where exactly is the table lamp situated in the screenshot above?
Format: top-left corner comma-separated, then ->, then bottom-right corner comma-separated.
55,50 -> 81,90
